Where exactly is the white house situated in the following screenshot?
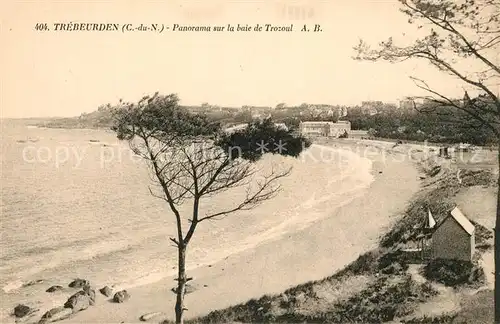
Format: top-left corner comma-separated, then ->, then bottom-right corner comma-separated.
224,123 -> 289,134
299,121 -> 351,138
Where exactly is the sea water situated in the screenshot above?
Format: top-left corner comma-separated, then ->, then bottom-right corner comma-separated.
0,120 -> 374,319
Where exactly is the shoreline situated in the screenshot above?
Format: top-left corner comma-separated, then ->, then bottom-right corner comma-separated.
50,139 -> 422,323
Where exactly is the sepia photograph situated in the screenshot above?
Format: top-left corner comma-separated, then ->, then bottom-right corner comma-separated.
1,1 -> 499,323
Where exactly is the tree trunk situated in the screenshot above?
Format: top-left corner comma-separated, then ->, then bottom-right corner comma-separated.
175,245 -> 187,324
495,144 -> 500,324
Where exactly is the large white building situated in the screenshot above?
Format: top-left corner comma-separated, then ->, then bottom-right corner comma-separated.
299,121 -> 351,138
224,123 -> 289,134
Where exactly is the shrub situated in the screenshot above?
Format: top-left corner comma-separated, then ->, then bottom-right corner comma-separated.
322,275 -> 437,323
378,249 -> 409,274
419,282 -> 438,299
472,220 -> 493,250
459,169 -> 495,187
340,249 -> 381,275
428,165 -> 441,177
423,259 -> 484,287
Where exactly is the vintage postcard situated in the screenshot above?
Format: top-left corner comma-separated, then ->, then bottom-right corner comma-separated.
1,1 -> 498,323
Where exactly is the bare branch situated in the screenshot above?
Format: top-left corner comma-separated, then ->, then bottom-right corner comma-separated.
198,167 -> 292,223
410,76 -> 500,136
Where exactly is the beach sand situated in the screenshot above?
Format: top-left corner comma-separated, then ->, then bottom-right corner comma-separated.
49,140 -> 421,324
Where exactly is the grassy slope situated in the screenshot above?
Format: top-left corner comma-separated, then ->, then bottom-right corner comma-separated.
35,110 -> 114,129
163,156 -> 496,324
33,106 -> 240,130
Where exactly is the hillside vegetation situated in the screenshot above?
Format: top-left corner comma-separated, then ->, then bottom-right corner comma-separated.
37,99 -> 497,146
160,159 -> 495,324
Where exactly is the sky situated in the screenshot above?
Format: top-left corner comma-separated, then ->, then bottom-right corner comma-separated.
1,0 -> 498,118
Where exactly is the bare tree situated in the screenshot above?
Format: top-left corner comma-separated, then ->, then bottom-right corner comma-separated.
111,93 -> 309,324
353,0 -> 499,320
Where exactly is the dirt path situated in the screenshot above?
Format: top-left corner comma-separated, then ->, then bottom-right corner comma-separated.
480,250 -> 494,290
404,264 -> 461,319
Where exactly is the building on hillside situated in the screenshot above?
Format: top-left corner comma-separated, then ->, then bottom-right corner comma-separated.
361,101 -> 383,115
431,206 -> 475,262
399,99 -> 415,111
299,121 -> 351,138
224,122 -> 288,134
340,106 -> 348,118
224,123 -> 248,134
299,121 -> 331,137
454,143 -> 473,152
274,123 -> 288,131
330,120 -> 351,137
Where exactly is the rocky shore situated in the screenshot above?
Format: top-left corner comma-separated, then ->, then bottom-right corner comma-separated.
10,279 -> 135,324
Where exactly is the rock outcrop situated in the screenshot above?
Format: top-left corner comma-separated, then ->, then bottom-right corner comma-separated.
83,285 -> 96,305
23,279 -> 44,287
139,312 -> 165,322
171,284 -> 197,295
46,285 -> 63,293
113,290 -> 130,303
68,278 -> 89,288
64,291 -> 90,312
38,307 -> 72,324
99,286 -> 113,297
14,304 -> 33,318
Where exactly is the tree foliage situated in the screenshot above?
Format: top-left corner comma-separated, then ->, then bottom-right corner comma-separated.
217,118 -> 310,162
347,102 -> 497,144
111,93 -> 310,323
353,0 -> 500,137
